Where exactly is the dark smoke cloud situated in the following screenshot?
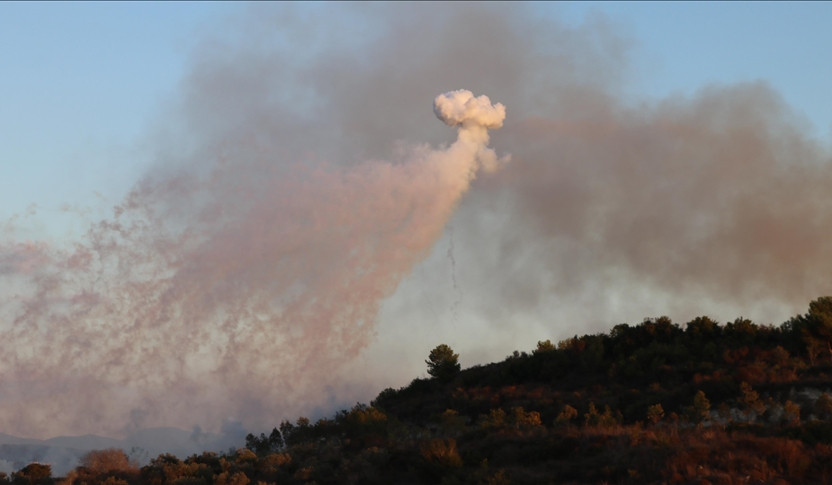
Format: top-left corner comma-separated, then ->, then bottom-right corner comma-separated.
1,3 -> 830,439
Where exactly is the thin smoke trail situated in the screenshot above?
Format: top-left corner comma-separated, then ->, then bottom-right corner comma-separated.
446,226 -> 463,324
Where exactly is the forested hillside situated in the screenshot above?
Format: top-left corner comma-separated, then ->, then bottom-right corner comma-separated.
9,298 -> 832,484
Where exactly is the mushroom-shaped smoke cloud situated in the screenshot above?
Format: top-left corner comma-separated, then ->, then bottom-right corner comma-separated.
434,90 -> 509,173
434,90 -> 506,131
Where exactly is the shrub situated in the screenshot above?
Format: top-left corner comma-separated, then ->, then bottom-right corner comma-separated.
647,404 -> 665,425
555,404 -> 578,427
420,438 -> 463,468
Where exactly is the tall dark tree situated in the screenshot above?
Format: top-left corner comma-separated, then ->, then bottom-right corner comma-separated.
426,344 -> 460,382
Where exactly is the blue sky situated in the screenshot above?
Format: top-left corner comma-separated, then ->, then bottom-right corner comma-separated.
2,2 -> 831,232
551,2 -> 832,135
1,2 -> 237,235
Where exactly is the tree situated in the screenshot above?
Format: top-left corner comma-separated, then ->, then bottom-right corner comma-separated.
479,408 -> 507,429
420,438 -> 463,468
686,316 -> 719,339
510,407 -> 543,430
739,382 -> 765,418
80,448 -> 136,474
426,344 -> 460,382
695,390 -> 711,414
815,393 -> 832,420
533,340 -> 556,354
584,403 -> 619,429
806,297 -> 832,363
584,402 -> 601,427
554,404 -> 578,427
11,464 -> 51,485
688,390 -> 711,423
783,400 -> 801,426
647,403 -> 665,426
245,427 -> 284,456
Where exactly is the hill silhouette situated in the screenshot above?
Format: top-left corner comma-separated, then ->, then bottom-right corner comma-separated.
6,298 -> 832,484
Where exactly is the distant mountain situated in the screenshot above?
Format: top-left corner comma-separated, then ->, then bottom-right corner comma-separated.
0,434 -> 43,447
44,434 -> 122,450
0,427 -> 229,476
0,443 -> 83,476
123,427 -> 223,458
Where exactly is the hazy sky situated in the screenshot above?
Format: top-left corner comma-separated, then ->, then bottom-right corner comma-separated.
3,2 -> 831,226
1,2 -> 832,440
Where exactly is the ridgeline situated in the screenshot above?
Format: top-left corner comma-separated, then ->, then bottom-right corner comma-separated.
10,298 -> 832,484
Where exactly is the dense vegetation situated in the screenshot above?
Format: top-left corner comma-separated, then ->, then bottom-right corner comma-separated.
7,298 -> 832,484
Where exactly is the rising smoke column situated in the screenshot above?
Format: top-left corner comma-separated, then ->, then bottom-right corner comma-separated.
0,90 -> 506,438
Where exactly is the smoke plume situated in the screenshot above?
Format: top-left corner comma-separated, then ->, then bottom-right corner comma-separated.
1,2 -> 831,438
0,83 -> 506,437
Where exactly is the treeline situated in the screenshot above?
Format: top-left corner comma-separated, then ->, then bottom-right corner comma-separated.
7,298 -> 832,484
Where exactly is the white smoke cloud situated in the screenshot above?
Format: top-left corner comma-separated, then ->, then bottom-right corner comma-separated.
434,90 -> 510,173
434,90 -> 506,131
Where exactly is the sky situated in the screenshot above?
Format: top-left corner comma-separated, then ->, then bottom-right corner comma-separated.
1,2 -> 832,441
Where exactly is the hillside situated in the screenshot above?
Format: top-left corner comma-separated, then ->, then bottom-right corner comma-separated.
7,298 -> 832,484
